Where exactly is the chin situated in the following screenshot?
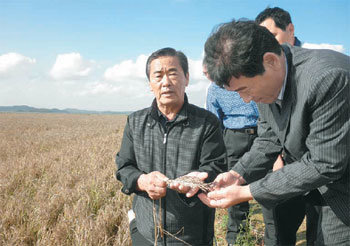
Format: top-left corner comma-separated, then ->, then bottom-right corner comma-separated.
257,99 -> 272,104
159,98 -> 175,105
262,96 -> 278,104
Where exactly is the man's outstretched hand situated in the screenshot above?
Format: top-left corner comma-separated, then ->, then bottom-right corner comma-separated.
198,170 -> 253,208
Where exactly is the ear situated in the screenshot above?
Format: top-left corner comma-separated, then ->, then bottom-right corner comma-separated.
184,73 -> 189,87
286,23 -> 295,44
263,52 -> 282,71
286,23 -> 295,36
149,82 -> 153,92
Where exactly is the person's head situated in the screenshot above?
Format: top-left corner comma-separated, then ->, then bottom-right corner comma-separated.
146,47 -> 189,109
203,20 -> 285,104
255,7 -> 295,45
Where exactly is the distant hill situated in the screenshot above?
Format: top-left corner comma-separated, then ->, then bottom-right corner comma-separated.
0,105 -> 132,115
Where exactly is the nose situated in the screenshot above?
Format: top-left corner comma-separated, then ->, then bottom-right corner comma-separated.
160,74 -> 171,86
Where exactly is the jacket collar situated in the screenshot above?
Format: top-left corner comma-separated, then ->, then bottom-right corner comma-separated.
273,44 -> 295,144
281,44 -> 292,76
149,94 -> 189,124
280,44 -> 293,107
294,36 -> 302,47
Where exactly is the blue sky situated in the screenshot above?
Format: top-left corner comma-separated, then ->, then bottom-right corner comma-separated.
1,0 -> 349,111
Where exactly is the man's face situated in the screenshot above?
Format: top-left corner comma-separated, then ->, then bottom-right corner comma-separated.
149,56 -> 189,108
260,18 -> 295,45
225,54 -> 285,104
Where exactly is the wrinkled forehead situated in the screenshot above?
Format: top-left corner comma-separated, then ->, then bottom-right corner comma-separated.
150,56 -> 181,73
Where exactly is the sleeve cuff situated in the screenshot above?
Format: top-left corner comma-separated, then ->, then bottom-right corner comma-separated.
121,171 -> 143,195
249,181 -> 271,209
232,161 -> 254,184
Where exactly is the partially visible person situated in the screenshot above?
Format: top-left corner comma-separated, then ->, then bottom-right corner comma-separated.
198,20 -> 349,246
204,65 -> 259,245
116,47 -> 226,245
256,7 -> 301,47
256,7 -> 319,245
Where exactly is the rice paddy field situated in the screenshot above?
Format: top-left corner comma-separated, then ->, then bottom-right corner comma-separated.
0,113 -> 306,245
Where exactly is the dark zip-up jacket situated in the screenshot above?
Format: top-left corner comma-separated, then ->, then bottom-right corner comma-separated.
116,95 -> 226,245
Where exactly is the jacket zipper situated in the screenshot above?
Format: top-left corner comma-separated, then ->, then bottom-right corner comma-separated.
163,133 -> 167,144
162,127 -> 169,245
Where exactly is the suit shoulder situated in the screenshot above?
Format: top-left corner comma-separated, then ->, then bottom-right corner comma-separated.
291,47 -> 349,87
292,47 -> 349,74
290,48 -> 349,108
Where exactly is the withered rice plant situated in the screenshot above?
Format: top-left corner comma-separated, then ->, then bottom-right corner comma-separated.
0,113 -> 131,246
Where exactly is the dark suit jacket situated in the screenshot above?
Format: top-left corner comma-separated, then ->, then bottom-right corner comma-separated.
233,44 -> 350,226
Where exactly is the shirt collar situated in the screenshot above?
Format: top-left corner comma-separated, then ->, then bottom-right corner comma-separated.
157,110 -> 178,123
276,54 -> 288,105
151,94 -> 189,123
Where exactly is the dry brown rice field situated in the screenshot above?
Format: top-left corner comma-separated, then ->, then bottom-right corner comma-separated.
0,113 -> 306,245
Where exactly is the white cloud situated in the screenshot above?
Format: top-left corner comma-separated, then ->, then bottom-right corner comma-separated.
79,78 -> 150,96
78,82 -> 122,96
50,52 -> 93,80
302,43 -> 345,53
0,52 -> 36,76
188,58 -> 206,80
104,54 -> 148,82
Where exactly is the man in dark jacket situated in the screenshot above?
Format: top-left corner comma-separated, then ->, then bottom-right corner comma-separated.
116,47 -> 226,246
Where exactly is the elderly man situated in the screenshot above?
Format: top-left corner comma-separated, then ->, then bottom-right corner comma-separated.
116,47 -> 226,246
198,20 -> 349,246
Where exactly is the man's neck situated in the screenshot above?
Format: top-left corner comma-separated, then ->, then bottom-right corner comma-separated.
157,101 -> 184,121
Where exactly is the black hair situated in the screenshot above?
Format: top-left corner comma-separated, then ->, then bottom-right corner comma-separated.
145,47 -> 188,80
203,20 -> 281,87
255,7 -> 292,31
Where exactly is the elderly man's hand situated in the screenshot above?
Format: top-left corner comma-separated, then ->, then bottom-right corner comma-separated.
137,171 -> 168,200
169,172 -> 208,198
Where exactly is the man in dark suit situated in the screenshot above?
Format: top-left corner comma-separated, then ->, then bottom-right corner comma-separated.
255,7 -> 319,245
198,20 -> 349,245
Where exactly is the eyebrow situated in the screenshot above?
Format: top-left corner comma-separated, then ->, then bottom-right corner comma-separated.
167,68 -> 178,73
233,86 -> 247,92
152,67 -> 178,74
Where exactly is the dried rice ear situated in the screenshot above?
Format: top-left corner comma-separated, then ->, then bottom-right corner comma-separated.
165,175 -> 214,193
